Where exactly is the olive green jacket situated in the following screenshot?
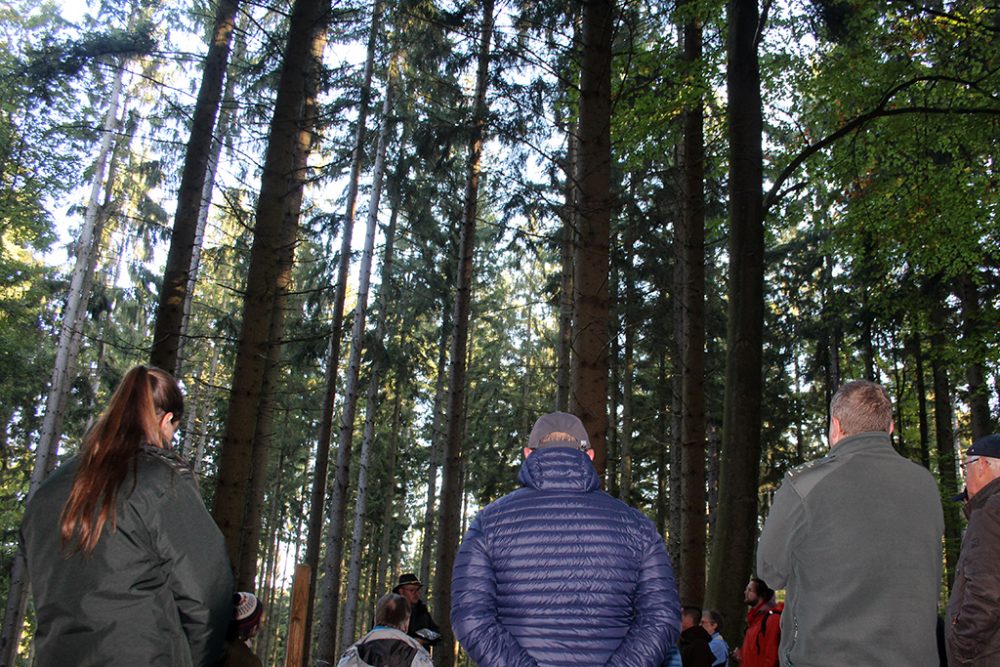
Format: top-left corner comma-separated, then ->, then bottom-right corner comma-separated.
757,432 -> 944,666
22,446 -> 233,666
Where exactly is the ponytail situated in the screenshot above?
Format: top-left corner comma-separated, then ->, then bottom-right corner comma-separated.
60,365 -> 183,553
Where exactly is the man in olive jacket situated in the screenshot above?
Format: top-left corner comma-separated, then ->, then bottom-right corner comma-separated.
757,380 -> 944,666
947,433 -> 1000,665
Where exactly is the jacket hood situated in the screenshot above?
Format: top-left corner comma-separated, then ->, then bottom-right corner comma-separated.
517,447 -> 601,493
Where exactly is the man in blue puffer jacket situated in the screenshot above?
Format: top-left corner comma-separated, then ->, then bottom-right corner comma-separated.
451,411 -> 681,667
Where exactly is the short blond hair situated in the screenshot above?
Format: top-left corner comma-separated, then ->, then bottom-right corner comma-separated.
830,380 -> 893,436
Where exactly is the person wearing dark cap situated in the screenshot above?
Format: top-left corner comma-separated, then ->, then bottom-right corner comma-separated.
756,380 -> 944,666
222,592 -> 263,667
947,433 -> 1000,665
392,573 -> 440,650
451,411 -> 680,667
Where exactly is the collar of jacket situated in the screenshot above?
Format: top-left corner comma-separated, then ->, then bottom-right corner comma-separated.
830,430 -> 894,456
966,472 -> 1000,518
517,447 -> 600,493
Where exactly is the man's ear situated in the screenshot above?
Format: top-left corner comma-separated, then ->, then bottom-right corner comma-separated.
523,447 -> 532,459
586,448 -> 595,461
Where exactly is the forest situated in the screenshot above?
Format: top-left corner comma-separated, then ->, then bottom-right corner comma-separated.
0,0 -> 997,664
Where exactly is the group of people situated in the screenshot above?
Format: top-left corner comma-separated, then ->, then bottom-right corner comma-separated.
17,365 -> 999,666
448,383 -> 1000,667
336,574 -> 441,666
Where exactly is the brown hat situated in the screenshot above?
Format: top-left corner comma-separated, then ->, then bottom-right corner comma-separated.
393,573 -> 422,593
528,412 -> 590,451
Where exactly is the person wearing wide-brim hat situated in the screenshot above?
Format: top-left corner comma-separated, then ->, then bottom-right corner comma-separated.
392,573 -> 441,651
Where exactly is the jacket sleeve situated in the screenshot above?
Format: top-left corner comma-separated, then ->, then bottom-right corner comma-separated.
756,475 -> 805,590
948,507 -> 1000,664
152,474 -> 234,667
605,528 -> 681,667
450,516 -> 538,667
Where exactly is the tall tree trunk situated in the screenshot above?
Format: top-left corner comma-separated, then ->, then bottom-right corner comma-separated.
212,0 -> 327,581
420,298 -> 450,589
909,332 -> 932,469
175,40 -> 243,373
557,125 -> 577,412
570,0 -> 613,477
377,379 -> 405,596
705,0 -> 766,639
678,0 -> 707,605
306,4 -> 381,660
957,274 -> 992,441
433,4 -> 494,664
655,348 -> 669,538
0,62 -> 125,667
336,75 -> 397,648
930,296 -> 962,592
620,237 -> 635,502
607,288 -> 620,496
150,0 -> 241,373
669,275 -> 683,568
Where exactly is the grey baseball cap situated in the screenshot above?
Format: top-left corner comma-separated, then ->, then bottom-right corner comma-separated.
528,412 -> 590,451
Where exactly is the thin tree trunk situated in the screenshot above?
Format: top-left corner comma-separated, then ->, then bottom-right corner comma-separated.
150,0 -> 241,373
607,290 -> 620,497
654,347 -> 668,537
570,0 -> 613,477
678,0 -> 707,605
957,274 -> 992,441
377,381 -> 405,596
337,76 -> 397,648
620,240 -> 635,502
307,5 -> 382,660
193,341 -> 221,474
909,332 -> 932,469
420,299 -> 450,588
433,4 -> 494,664
669,277 -> 683,569
0,62 -> 125,666
557,123 -> 578,412
212,0 -> 327,581
930,295 -> 962,592
705,0 -> 766,639
175,42 -> 243,373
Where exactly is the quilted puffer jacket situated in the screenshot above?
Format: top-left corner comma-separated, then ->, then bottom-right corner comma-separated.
451,447 -> 680,667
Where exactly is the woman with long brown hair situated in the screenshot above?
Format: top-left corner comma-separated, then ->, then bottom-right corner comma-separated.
21,365 -> 233,666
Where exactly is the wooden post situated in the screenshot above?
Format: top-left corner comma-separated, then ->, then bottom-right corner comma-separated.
285,564 -> 311,667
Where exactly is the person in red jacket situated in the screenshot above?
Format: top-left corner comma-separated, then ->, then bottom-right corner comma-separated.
733,578 -> 782,667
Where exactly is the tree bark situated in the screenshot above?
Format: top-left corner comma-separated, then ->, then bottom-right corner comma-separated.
930,294 -> 962,592
420,298 -> 450,588
336,74 -> 397,649
150,0 -> 241,373
705,0 -> 766,640
908,332 -> 932,469
212,0 -> 327,583
678,0 -> 707,605
557,124 -> 577,412
432,3 -> 494,664
570,0 -> 614,478
957,274 -> 992,441
307,5 -> 381,660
